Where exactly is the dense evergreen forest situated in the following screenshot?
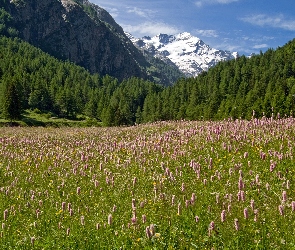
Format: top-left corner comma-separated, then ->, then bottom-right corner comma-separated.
1,34 -> 295,126
0,36 -> 164,125
156,41 -> 295,121
1,2 -> 295,126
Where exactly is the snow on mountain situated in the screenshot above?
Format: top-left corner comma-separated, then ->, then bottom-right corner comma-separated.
127,32 -> 238,77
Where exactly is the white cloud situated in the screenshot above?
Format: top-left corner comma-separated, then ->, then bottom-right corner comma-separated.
243,36 -> 274,42
216,0 -> 239,3
126,7 -> 156,19
241,14 -> 295,31
123,22 -> 180,37
100,7 -> 119,18
127,7 -> 146,18
195,0 -> 239,7
219,43 -> 241,52
194,29 -> 219,38
210,36 -> 266,55
253,44 -> 269,49
195,1 -> 203,7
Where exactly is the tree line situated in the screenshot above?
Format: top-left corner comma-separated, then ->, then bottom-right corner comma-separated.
1,34 -> 295,125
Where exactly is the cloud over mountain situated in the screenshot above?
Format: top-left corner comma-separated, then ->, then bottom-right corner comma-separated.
241,14 -> 295,31
195,0 -> 239,7
123,22 -> 180,37
194,29 -> 219,38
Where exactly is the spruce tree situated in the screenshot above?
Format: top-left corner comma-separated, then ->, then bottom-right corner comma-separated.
2,81 -> 22,121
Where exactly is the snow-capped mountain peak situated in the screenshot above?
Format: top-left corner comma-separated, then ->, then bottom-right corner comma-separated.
128,32 -> 238,77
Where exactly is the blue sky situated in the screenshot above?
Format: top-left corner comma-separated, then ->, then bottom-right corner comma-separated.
92,0 -> 295,55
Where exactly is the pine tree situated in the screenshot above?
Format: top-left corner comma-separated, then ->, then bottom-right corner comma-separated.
2,80 -> 22,121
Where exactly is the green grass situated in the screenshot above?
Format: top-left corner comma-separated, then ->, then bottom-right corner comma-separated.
0,118 -> 294,249
0,109 -> 102,127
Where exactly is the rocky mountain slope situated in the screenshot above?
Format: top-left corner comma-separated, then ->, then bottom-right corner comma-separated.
5,0 -> 148,81
129,32 -> 238,77
2,0 -> 182,85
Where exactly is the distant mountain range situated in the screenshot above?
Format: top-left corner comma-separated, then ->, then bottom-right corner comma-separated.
128,32 -> 238,77
1,0 -> 238,83
1,0 -> 184,85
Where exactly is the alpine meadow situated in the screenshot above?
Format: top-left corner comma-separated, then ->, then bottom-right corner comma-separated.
1,118 -> 295,248
1,0 -> 295,249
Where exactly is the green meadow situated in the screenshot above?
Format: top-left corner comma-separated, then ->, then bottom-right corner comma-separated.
0,118 -> 294,249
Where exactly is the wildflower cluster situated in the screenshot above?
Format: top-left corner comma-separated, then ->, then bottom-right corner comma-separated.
0,117 -> 295,248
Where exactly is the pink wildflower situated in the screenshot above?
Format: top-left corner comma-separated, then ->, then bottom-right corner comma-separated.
216,193 -> 220,204
185,200 -> 191,208
234,218 -> 239,231
80,216 -> 85,226
133,177 -> 137,187
3,209 -> 8,221
131,215 -> 137,225
238,177 -> 244,190
255,175 -> 260,185
244,208 -> 249,219
31,237 -> 35,247
177,203 -> 181,215
146,226 -> 152,239
250,199 -> 255,210
254,209 -> 258,222
108,214 -> 113,225
208,221 -> 215,236
221,210 -> 226,222
191,193 -> 196,204
172,195 -> 175,206
195,216 -> 199,223
142,215 -> 146,223
278,205 -> 284,216
77,187 -> 81,195
240,190 -> 245,202
132,199 -> 136,210
149,224 -> 155,236
282,191 -> 287,203
62,202 -> 66,211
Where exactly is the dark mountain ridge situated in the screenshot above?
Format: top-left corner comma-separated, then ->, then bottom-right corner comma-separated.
8,0 -> 147,81
1,0 -> 183,85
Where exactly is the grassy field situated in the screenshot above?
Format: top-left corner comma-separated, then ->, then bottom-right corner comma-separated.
0,109 -> 101,127
0,117 -> 294,249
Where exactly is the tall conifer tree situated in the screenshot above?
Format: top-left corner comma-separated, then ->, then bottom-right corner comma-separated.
2,81 -> 22,121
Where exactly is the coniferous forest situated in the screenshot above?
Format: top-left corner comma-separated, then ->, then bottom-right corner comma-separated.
1,4 -> 295,126
1,35 -> 295,126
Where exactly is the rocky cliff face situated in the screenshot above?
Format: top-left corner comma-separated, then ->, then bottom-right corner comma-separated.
8,0 -> 149,81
